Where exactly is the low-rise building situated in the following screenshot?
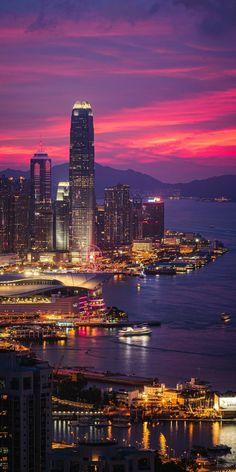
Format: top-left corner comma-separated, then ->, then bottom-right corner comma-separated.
214,393 -> 236,419
50,441 -> 156,472
0,272 -> 111,316
116,389 -> 140,407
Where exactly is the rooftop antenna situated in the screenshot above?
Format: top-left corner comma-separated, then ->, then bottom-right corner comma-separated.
38,136 -> 44,153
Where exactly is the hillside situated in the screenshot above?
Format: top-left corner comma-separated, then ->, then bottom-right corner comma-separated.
1,164 -> 236,201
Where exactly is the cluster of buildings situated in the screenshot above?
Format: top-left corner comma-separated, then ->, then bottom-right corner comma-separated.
2,345 -> 236,472
0,345 -> 158,472
0,101 -> 164,267
112,378 -> 214,419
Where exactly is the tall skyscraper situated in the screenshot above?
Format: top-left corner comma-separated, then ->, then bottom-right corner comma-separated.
95,204 -> 105,249
30,149 -> 53,252
0,346 -> 52,472
142,197 -> 164,241
131,195 -> 143,240
0,175 -> 29,255
104,184 -> 131,248
54,182 -> 69,251
69,101 -> 95,261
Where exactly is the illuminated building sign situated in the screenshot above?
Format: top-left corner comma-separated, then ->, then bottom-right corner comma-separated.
219,397 -> 236,410
147,197 -> 161,203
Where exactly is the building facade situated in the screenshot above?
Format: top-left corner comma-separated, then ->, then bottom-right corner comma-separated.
131,195 -> 143,240
0,347 -> 52,472
69,101 -> 95,261
104,184 -> 131,248
54,182 -> 69,251
30,150 -> 53,252
95,204 -> 105,249
142,198 -> 164,241
0,175 -> 29,255
49,441 -> 156,472
0,272 -> 110,317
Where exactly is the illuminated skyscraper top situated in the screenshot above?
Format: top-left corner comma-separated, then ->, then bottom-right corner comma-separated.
69,100 -> 95,260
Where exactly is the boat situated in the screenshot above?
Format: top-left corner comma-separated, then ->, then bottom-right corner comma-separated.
118,324 -> 152,337
221,313 -> 231,323
112,417 -> 131,428
207,444 -> 231,455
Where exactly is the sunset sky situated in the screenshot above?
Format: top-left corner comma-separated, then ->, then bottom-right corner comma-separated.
0,0 -> 236,182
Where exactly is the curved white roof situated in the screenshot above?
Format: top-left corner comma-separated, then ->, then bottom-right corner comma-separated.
0,273 -> 111,297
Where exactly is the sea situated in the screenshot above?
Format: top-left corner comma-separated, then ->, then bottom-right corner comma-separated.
37,199 -> 236,461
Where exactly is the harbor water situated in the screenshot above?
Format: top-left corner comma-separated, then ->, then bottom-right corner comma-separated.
36,199 -> 236,457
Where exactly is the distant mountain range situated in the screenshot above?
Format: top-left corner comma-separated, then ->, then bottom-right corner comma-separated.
1,163 -> 236,201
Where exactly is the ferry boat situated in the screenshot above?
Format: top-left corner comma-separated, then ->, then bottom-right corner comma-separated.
118,324 -> 152,337
207,444 -> 231,455
221,313 -> 231,323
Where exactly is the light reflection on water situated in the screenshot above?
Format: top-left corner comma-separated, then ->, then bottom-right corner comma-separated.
53,419 -> 236,465
42,201 -> 236,458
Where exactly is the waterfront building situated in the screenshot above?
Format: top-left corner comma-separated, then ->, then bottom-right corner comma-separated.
69,101 -> 95,261
0,346 -> 52,472
30,149 -> 53,252
142,384 -> 180,407
142,197 -> 164,241
0,175 -> 30,255
104,184 -> 131,248
0,272 -> 111,317
132,239 -> 153,254
116,388 -> 140,407
95,204 -> 105,249
54,182 -> 69,251
131,195 -> 143,240
49,441 -> 156,472
214,393 -> 236,419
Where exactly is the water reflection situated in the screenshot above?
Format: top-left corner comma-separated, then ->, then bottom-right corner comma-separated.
212,421 -> 220,445
142,422 -> 150,449
53,419 -> 236,466
188,422 -> 193,443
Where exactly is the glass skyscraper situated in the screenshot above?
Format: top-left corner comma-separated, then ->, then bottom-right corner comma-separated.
54,182 -> 69,251
69,101 -> 95,260
30,149 -> 53,252
0,175 -> 29,254
104,184 -> 131,248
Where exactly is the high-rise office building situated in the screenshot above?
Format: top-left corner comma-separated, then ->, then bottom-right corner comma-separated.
69,101 -> 95,261
0,176 -> 29,255
54,182 -> 69,251
142,197 -> 164,241
95,204 -> 105,249
30,149 -> 53,252
0,346 -> 52,472
0,175 -> 15,254
104,184 -> 131,248
131,195 -> 143,240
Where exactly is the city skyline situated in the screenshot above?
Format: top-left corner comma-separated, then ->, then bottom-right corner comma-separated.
0,0 -> 236,181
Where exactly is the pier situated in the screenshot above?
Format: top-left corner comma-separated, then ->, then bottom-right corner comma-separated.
55,367 -> 153,386
74,320 -> 161,328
